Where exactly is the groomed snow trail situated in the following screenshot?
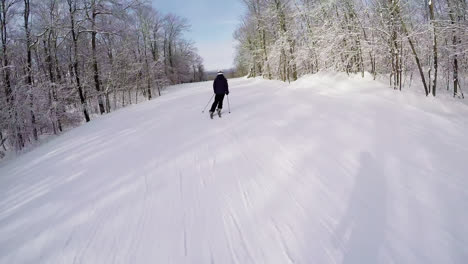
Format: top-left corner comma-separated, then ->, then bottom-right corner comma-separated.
1,74 -> 468,263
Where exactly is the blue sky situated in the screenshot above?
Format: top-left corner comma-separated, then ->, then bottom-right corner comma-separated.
151,0 -> 244,71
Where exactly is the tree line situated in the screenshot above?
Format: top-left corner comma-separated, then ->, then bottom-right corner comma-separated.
234,0 -> 467,97
0,0 -> 205,155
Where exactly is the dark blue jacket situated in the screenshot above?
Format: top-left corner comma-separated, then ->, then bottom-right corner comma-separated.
213,75 -> 229,95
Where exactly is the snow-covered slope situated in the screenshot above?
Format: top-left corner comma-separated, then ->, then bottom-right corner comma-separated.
1,73 -> 467,263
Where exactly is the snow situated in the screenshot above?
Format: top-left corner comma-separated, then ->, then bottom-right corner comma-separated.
1,73 -> 468,263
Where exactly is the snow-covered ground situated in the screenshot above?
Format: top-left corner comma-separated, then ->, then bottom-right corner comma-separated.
1,73 -> 468,263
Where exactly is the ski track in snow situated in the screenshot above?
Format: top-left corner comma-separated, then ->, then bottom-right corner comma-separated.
1,73 -> 468,263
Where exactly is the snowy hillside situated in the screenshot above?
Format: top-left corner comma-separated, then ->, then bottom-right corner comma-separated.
1,74 -> 467,263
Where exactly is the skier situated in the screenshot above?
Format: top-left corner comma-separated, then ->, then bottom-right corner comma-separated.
210,70 -> 229,118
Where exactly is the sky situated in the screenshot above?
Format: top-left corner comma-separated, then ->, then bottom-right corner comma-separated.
151,0 -> 245,71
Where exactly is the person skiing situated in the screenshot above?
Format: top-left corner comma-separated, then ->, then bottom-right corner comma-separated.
210,70 -> 229,118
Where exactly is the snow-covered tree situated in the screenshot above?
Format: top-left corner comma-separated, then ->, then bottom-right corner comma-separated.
0,0 -> 205,153
234,0 -> 468,97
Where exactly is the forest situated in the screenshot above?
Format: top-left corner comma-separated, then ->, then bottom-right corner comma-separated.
234,0 -> 467,97
2,0 -> 468,155
0,0 -> 205,154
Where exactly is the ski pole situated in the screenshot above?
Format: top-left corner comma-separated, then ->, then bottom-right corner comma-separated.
227,95 -> 231,113
202,94 -> 215,113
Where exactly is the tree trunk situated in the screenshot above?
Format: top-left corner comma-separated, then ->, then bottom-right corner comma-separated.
398,6 -> 429,96
429,0 -> 438,96
24,0 -> 38,141
446,0 -> 462,97
1,0 -> 12,104
90,0 -> 105,114
143,35 -> 152,100
68,0 -> 90,122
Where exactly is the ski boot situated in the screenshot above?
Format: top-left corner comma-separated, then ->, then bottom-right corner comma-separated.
217,109 -> 222,118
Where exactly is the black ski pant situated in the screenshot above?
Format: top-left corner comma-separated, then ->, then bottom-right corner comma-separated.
210,94 -> 225,112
